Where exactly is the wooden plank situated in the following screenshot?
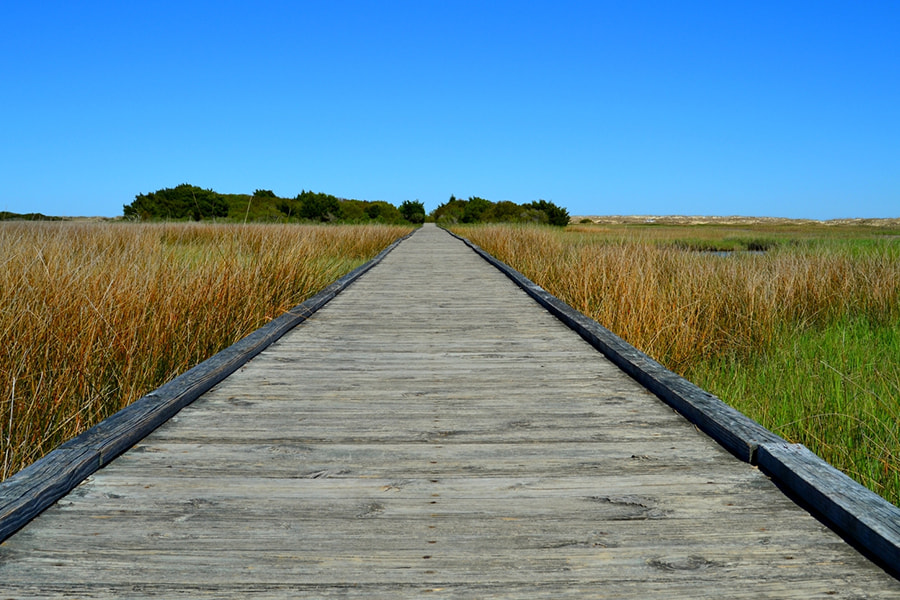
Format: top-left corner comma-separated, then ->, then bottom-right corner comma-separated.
1,581 -> 891,600
0,228 -> 416,542
758,442 -> 900,572
3,471 -> 891,591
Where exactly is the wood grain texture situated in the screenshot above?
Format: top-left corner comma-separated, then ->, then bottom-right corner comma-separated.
758,442 -> 900,572
0,224 -> 897,598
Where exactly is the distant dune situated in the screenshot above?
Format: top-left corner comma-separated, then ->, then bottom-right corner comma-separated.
571,215 -> 900,227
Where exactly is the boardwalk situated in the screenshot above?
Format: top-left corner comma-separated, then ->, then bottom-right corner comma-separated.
1,224 -> 897,597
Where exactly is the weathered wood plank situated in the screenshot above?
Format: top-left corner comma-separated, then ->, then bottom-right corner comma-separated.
107,440 -> 731,475
2,581 -> 889,600
758,442 -> 900,572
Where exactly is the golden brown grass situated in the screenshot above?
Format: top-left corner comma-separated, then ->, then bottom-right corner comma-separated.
1,222 -> 411,480
453,222 -> 900,504
470,224 -> 899,371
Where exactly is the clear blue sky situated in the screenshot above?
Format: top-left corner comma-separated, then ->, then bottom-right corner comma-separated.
2,1 -> 897,219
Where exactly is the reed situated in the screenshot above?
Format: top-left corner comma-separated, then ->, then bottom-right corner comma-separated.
0,222 -> 411,480
454,222 -> 900,505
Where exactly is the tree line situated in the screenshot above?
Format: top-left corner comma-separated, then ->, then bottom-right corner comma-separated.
123,185 -> 426,224
0,211 -> 67,221
430,196 -> 569,226
123,185 -> 569,226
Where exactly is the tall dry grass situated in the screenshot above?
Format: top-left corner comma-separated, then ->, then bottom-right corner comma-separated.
1,222 -> 410,480
454,223 -> 900,503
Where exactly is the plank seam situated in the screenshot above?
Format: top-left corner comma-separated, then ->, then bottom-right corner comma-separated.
446,227 -> 900,572
0,227 -> 419,543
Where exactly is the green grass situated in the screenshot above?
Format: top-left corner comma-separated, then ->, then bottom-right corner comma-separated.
687,316 -> 900,502
666,236 -> 781,252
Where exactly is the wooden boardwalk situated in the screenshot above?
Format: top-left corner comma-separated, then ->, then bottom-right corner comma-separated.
1,224 -> 898,598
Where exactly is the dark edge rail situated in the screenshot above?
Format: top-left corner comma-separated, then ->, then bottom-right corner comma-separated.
446,228 -> 900,575
0,227 -> 418,543
758,443 -> 900,570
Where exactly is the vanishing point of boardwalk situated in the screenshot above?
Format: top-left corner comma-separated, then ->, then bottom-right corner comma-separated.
1,224 -> 897,597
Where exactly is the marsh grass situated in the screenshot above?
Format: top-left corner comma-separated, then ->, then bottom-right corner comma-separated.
689,317 -> 900,499
1,222 -> 410,480
454,222 -> 900,505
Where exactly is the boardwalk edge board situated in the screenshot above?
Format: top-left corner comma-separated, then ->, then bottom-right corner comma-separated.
0,227 -> 418,543
758,443 -> 900,570
447,228 -> 900,570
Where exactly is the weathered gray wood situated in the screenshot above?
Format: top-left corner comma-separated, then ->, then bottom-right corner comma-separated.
0,228 -> 415,543
758,442 -> 900,571
0,224 -> 897,597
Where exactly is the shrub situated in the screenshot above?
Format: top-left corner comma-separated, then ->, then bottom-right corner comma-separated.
124,184 -> 229,221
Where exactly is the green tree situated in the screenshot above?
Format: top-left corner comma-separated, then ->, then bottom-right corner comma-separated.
483,200 -> 524,222
462,196 -> 493,223
276,199 -> 299,218
431,195 -> 468,224
399,200 -> 426,224
365,201 -> 403,223
123,184 -> 228,220
524,199 -> 570,226
296,190 -> 341,221
338,199 -> 369,222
